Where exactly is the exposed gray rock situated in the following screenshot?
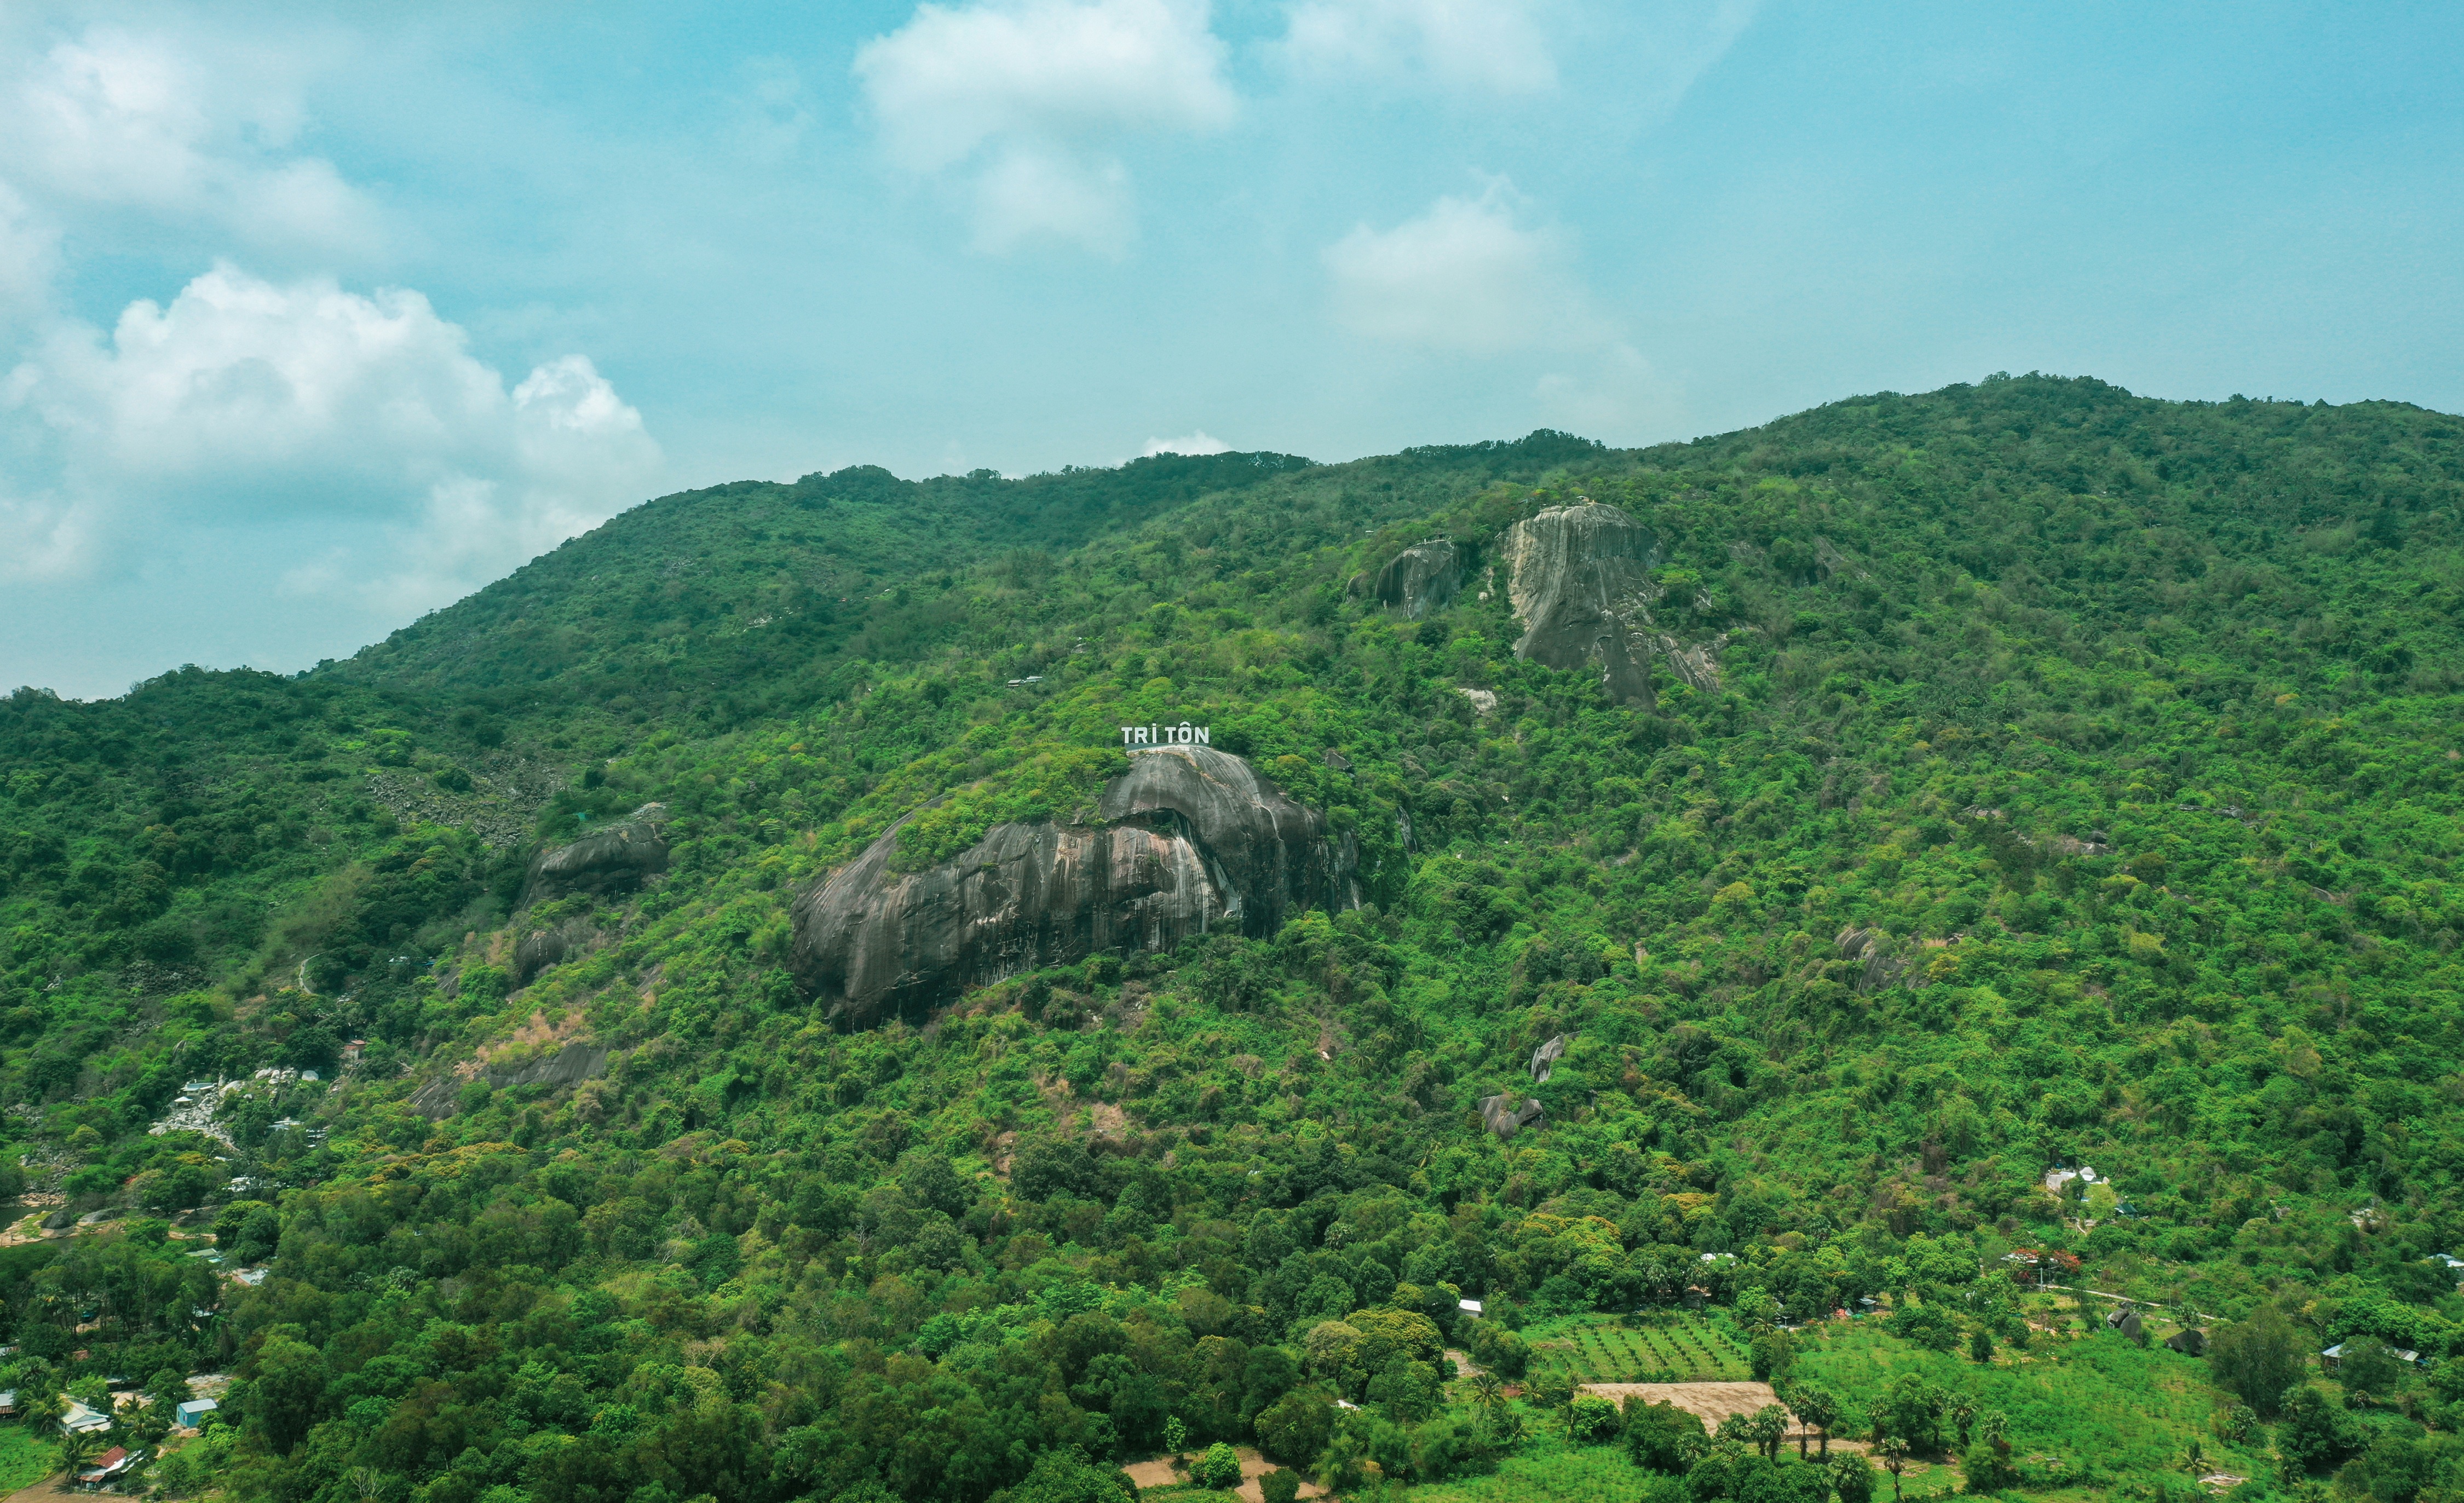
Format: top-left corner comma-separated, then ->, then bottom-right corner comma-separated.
1373,538 -> 1463,619
792,746 -> 1352,1027
2105,1306 -> 2145,1341
1835,926 -> 1908,993
514,919 -> 597,984
2164,1327 -> 2206,1356
1528,1033 -> 1572,1084
1479,1093 -> 1545,1141
411,1041 -> 611,1118
523,816 -> 669,903
1501,502 -> 1663,707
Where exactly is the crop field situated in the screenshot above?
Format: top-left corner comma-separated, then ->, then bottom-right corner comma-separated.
1527,1311 -> 1753,1383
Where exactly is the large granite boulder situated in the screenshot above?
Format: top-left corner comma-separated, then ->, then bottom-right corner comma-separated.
523,804 -> 671,903
792,746 -> 1352,1027
1373,538 -> 1462,619
1501,502 -> 1663,707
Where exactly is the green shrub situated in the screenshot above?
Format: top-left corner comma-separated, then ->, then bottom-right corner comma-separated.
1192,1442 -> 1242,1489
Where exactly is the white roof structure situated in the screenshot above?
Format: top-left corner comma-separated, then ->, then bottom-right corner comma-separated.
59,1398 -> 112,1433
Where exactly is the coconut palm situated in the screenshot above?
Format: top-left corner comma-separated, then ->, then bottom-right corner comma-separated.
1469,1372 -> 1505,1442
55,1427 -> 103,1480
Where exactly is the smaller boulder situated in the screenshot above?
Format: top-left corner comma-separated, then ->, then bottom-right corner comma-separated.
523,819 -> 669,903
1479,1093 -> 1545,1141
2164,1327 -> 2206,1356
1528,1033 -> 1572,1085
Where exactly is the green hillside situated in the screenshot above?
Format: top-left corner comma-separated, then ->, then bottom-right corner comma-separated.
3,376 -> 2463,1502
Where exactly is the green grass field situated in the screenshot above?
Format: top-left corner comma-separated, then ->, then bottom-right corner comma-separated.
1408,1437 -> 1677,1503
1794,1321 -> 2273,1495
0,1426 -> 55,1495
1526,1311 -> 1754,1384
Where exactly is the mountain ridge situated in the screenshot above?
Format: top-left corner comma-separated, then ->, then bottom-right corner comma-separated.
0,375 -> 2461,1502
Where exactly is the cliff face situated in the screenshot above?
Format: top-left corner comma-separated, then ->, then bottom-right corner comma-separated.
791,746 -> 1350,1027
1500,502 -> 1663,707
1372,538 -> 1462,619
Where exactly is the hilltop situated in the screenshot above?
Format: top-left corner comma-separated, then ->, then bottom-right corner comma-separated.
1,375 -> 2461,1502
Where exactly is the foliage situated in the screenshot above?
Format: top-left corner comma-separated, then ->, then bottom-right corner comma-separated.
2,379 -> 2462,1503
1191,1441 -> 1242,1489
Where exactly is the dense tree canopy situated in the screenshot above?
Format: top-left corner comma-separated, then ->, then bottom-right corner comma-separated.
2,376 -> 2462,1501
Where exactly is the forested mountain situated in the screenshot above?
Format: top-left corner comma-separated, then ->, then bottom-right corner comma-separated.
2,375 -> 2461,1503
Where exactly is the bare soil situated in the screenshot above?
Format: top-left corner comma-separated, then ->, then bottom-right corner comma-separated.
1121,1445 -> 1324,1502
1579,1379 -> 1870,1453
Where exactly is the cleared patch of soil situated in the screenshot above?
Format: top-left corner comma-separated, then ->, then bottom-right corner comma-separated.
1120,1446 -> 1323,1502
1579,1379 -> 1868,1453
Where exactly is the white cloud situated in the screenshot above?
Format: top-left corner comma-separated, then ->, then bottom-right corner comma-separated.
9,27 -> 378,257
1323,184 -> 1608,353
1281,0 -> 1556,93
1142,430 -> 1230,456
0,264 -> 660,615
855,0 -> 1236,254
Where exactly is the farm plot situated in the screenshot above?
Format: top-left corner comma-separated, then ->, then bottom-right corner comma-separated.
1532,1312 -> 1753,1383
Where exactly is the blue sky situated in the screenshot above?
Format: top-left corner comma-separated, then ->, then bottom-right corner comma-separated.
2,0 -> 2457,699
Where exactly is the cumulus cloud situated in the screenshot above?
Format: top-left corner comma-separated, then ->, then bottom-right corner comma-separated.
1323,183 -> 1608,353
1,265 -> 660,615
1281,0 -> 1556,93
8,27 -> 379,257
855,0 -> 1236,254
1142,430 -> 1231,456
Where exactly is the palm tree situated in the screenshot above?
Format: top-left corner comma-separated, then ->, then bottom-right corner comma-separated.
1876,1436 -> 1911,1503
1979,1408 -> 2010,1454
2183,1439 -> 2207,1477
1469,1372 -> 1505,1442
55,1427 -> 102,1481
1747,1404 -> 1789,1461
1795,1386 -> 1840,1459
1948,1396 -> 1978,1450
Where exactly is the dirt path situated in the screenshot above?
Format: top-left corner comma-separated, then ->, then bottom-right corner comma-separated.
4,1473 -> 77,1503
1120,1446 -> 1323,1502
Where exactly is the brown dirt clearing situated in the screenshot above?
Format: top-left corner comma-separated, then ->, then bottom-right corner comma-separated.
1121,1446 -> 1323,1501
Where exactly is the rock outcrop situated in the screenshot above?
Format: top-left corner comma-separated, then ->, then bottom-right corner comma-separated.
1479,1092 -> 1545,1140
1528,1033 -> 1571,1084
514,918 -> 597,984
523,804 -> 671,903
792,746 -> 1354,1027
1500,502 -> 1663,707
411,1041 -> 610,1118
1373,538 -> 1463,619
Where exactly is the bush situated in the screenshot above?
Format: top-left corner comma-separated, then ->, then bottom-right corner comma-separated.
1254,1388 -> 1334,1467
1467,1321 -> 1531,1378
1192,1442 -> 1243,1490
2208,1308 -> 2307,1418
1962,1442 -> 2016,1492
2278,1384 -> 2368,1472
1568,1394 -> 1622,1443
1623,1400 -> 1707,1472
1258,1470 -> 1300,1503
